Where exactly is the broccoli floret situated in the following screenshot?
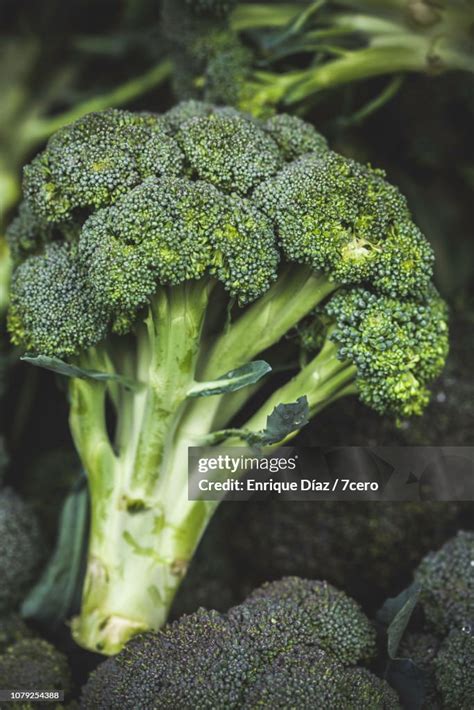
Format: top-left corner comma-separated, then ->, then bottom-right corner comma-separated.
253,151 -> 434,297
7,103 -> 448,653
228,577 -> 375,666
0,638 -> 71,708
434,627 -> 474,709
0,488 -> 45,613
415,531 -> 474,634
0,614 -> 34,653
5,200 -> 53,264
244,648 -> 400,709
82,577 -> 394,709
264,113 -> 329,160
325,286 -> 449,418
23,110 -> 183,223
176,113 -> 282,194
8,242 -> 109,358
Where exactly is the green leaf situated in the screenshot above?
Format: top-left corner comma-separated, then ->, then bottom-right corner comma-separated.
378,585 -> 426,709
250,395 -> 309,445
187,361 -> 271,398
21,475 -> 89,628
21,355 -> 139,391
200,396 -> 309,447
378,583 -> 420,660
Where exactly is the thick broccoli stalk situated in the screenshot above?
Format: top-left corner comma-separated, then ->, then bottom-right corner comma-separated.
7,103 -> 448,653
82,577 -> 399,709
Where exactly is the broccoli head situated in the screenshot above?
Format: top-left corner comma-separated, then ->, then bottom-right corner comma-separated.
227,577 -> 375,666
415,531 -> 474,634
0,487 -> 45,613
6,102 -> 447,653
243,649 -> 400,709
0,638 -> 71,708
397,628 -> 474,709
82,577 -> 397,709
434,627 -> 474,709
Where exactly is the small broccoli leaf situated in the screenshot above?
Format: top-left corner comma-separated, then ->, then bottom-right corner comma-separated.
187,360 -> 271,398
201,396 -> 310,447
377,584 -> 425,709
21,474 -> 89,628
250,395 -> 310,445
22,355 -> 139,390
378,583 -> 420,660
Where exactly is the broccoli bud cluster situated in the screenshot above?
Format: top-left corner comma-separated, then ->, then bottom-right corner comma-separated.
82,577 -> 400,709
7,101 -> 448,419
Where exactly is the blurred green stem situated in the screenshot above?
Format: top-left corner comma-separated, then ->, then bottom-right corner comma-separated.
22,59 -> 172,144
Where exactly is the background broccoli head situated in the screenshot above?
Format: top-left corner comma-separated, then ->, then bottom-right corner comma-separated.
0,638 -> 71,709
0,487 -> 45,613
390,533 -> 474,709
415,530 -> 474,634
82,576 -> 399,709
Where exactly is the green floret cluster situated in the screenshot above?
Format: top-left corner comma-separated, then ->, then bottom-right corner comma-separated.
8,242 -> 109,358
228,577 -> 374,666
264,113 -> 329,160
6,201 -> 53,264
6,101 -> 448,654
0,488 -> 45,613
23,109 -> 184,223
325,287 -> 449,417
393,535 -> 474,708
415,530 -> 474,634
82,577 -> 399,709
253,151 -> 434,297
434,628 -> 474,709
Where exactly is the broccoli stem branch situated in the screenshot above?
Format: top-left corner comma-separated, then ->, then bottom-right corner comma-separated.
181,266 -> 338,438
70,281 -> 217,655
233,339 -> 358,444
202,265 -> 337,379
